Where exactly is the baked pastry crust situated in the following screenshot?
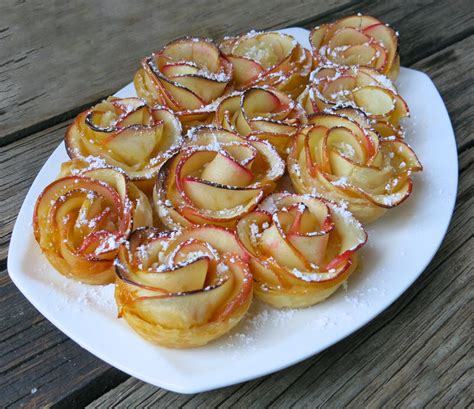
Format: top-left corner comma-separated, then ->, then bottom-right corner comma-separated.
154,126 -> 285,229
214,87 -> 307,157
220,31 -> 313,98
310,15 -> 400,79
236,193 -> 367,308
287,111 -> 422,223
33,164 -> 152,284
115,226 -> 252,347
134,37 -> 232,111
298,65 -> 408,131
65,97 -> 182,185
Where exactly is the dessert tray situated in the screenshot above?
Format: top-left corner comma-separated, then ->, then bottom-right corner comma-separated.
8,26 -> 457,393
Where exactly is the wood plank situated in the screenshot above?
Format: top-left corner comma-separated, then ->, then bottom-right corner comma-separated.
86,145 -> 473,408
0,123 -> 65,260
0,275 -> 128,408
2,10 -> 472,409
0,0 -> 351,146
2,0 -> 473,147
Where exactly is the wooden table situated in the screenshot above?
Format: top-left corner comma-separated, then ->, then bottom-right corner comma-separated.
1,0 -> 472,407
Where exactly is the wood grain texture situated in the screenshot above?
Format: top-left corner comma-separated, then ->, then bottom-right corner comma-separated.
1,2 -> 473,407
0,0 -> 351,146
2,0 -> 473,146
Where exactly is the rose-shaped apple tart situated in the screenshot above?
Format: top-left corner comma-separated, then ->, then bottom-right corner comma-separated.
214,87 -> 307,156
134,37 -> 232,112
287,113 -> 422,223
298,66 -> 408,129
154,126 -> 285,229
34,166 -> 153,284
115,226 -> 252,347
65,97 -> 182,185
310,15 -> 399,79
237,193 -> 367,308
220,31 -> 312,98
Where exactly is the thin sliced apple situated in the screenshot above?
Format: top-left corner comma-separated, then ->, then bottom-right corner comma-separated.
363,23 -> 397,68
200,152 -> 254,186
310,26 -> 328,50
132,277 -> 233,328
161,62 -> 200,77
334,15 -> 381,30
227,56 -> 263,86
328,27 -> 370,48
182,177 -> 262,211
138,258 -> 210,292
178,225 -> 248,259
340,44 -> 377,66
259,223 -> 308,271
106,126 -> 160,167
352,86 -> 395,116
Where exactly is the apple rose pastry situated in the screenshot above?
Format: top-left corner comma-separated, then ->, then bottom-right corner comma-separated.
65,97 -> 182,184
33,166 -> 153,284
236,193 -> 367,308
134,37 -> 232,112
311,15 -> 399,79
220,31 -> 312,98
287,112 -> 422,223
115,226 -> 252,347
214,87 -> 307,156
154,126 -> 285,229
298,65 -> 408,130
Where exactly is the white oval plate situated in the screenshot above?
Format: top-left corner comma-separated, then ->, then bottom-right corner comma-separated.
8,27 -> 458,394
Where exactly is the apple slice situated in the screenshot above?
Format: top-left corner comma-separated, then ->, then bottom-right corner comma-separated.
132,276 -> 233,328
179,225 -> 248,259
329,27 -> 370,48
161,62 -> 200,77
259,223 -> 308,271
363,23 -> 397,68
334,15 -> 381,30
339,44 -> 377,66
138,257 -> 210,293
182,177 -> 262,211
172,75 -> 229,104
310,26 -> 329,51
105,126 -> 161,167
242,87 -> 282,115
200,152 -> 254,187
320,76 -> 357,101
287,227 -> 329,266
111,98 -> 146,113
115,106 -> 149,127
227,55 -> 263,86
170,240 -> 214,264
352,86 -> 395,116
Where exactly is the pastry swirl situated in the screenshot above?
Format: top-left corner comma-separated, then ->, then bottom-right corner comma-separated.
287,112 -> 422,223
298,65 -> 408,129
154,126 -> 285,229
33,165 -> 153,284
310,15 -> 400,79
65,97 -> 182,182
220,31 -> 312,98
134,37 -> 232,111
115,225 -> 252,347
214,87 -> 307,156
236,193 -> 367,308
